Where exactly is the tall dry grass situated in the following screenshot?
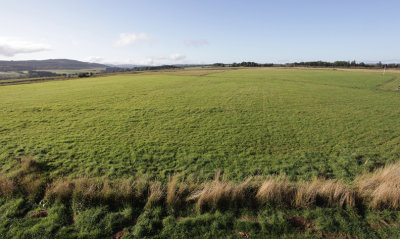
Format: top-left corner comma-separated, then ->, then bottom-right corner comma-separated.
256,177 -> 295,206
0,175 -> 16,197
294,179 -> 355,208
357,163 -> 400,209
166,175 -> 193,208
3,157 -> 400,211
188,173 -> 255,211
45,179 -> 75,201
146,181 -> 164,208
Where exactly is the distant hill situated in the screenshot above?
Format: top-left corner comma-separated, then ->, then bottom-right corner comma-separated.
0,59 -> 107,72
106,64 -> 142,69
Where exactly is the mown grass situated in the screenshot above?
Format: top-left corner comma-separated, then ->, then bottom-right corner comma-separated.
1,68 -> 400,182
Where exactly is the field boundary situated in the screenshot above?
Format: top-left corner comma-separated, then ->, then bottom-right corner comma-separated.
0,71 -> 143,86
2,157 -> 400,211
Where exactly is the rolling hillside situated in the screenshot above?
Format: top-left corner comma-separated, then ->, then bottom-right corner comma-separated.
0,59 -> 107,72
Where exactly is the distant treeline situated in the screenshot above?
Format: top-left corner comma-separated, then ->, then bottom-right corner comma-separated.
213,61 -> 399,68
105,65 -> 181,73
27,71 -> 59,78
214,62 -> 273,67
288,61 -> 399,68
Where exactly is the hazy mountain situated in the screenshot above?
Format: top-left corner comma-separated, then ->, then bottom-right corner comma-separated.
0,59 -> 107,72
105,64 -> 143,69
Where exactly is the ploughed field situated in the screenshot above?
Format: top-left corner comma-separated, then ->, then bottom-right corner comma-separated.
1,68 -> 399,181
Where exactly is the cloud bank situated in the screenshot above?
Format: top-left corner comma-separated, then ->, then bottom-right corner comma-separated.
170,53 -> 186,61
114,33 -> 151,47
0,37 -> 51,57
86,56 -> 105,63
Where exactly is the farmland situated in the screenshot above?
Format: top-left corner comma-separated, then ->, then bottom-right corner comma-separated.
1,68 -> 400,238
1,68 -> 399,181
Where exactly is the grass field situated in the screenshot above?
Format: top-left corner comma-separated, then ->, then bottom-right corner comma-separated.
1,68 -> 399,181
1,68 -> 400,238
40,68 -> 106,75
0,71 -> 24,79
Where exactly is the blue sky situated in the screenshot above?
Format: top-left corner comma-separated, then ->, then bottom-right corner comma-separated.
1,0 -> 399,65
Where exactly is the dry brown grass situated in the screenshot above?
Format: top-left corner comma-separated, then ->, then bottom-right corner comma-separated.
0,175 -> 16,197
4,158 -> 400,211
188,173 -> 255,211
316,179 -> 355,208
146,181 -> 164,208
294,180 -> 320,208
20,157 -> 40,173
44,178 -> 138,204
357,163 -> 400,209
256,178 -> 295,206
295,179 -> 355,208
166,175 -> 192,207
189,181 -> 230,211
45,179 -> 75,200
166,175 -> 179,205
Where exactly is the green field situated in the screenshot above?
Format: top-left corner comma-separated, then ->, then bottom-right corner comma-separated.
1,68 -> 400,181
0,71 -> 24,79
1,68 -> 400,238
40,68 -> 106,75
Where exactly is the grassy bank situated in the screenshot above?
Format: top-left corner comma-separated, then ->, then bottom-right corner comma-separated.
0,158 -> 400,238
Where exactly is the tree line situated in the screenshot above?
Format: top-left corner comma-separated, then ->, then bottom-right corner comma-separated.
213,61 -> 399,68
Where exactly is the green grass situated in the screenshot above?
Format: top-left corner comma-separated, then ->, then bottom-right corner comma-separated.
2,68 -> 400,238
0,71 -> 24,79
1,68 -> 400,181
40,68 -> 105,74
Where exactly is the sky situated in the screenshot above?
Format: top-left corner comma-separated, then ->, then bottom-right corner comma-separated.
1,0 -> 399,65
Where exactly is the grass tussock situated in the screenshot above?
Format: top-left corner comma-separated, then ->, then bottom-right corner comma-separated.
0,175 -> 16,197
45,178 -> 141,206
166,175 -> 192,208
20,157 -> 41,173
256,178 -> 295,206
357,163 -> 400,209
146,181 -> 164,208
44,179 -> 75,201
316,179 -> 355,208
295,179 -> 355,208
188,173 -> 255,212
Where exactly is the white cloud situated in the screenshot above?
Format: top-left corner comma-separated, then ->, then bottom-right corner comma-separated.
0,37 -> 51,57
86,56 -> 104,63
113,33 -> 151,47
170,53 -> 186,61
130,56 -> 166,66
137,58 -> 155,65
89,54 -> 187,66
184,39 -> 209,47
